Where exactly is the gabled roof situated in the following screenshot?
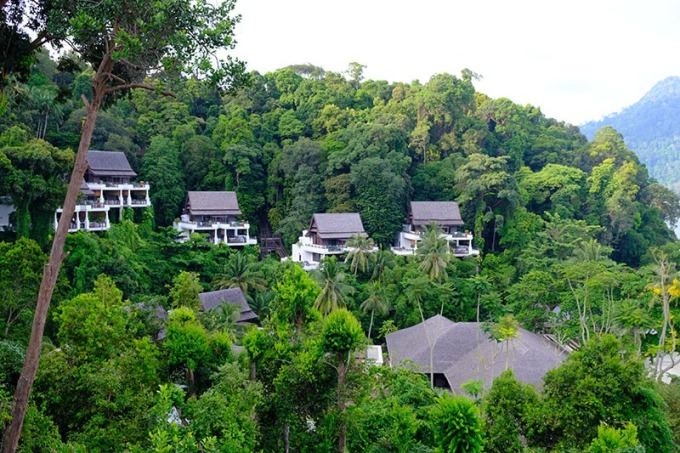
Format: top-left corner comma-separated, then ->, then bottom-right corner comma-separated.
409,201 -> 464,227
199,287 -> 257,323
87,151 -> 137,177
186,191 -> 242,217
307,213 -> 367,239
386,315 -> 567,391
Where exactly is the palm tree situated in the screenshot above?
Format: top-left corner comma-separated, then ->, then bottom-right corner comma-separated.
371,247 -> 395,283
345,234 -> 375,275
313,256 -> 354,317
405,275 -> 436,388
491,314 -> 520,369
360,281 -> 390,339
417,223 -> 450,283
212,252 -> 266,302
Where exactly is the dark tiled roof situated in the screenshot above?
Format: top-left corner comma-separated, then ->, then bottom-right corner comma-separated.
87,151 -> 137,177
187,191 -> 242,217
386,316 -> 566,391
198,288 -> 257,323
409,201 -> 464,226
309,213 -> 367,239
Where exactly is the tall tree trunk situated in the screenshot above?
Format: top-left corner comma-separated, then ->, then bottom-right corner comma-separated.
2,52 -> 114,453
337,354 -> 347,453
367,309 -> 374,340
284,424 -> 290,453
249,360 -> 256,382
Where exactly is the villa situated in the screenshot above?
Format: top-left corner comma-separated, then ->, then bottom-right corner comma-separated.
391,201 -> 479,257
291,213 -> 377,270
54,150 -> 151,233
173,191 -> 256,247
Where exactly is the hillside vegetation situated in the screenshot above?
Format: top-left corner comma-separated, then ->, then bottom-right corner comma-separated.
581,76 -> 680,194
2,50 -> 680,452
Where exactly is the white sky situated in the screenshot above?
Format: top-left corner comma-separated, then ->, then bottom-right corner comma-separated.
231,0 -> 680,125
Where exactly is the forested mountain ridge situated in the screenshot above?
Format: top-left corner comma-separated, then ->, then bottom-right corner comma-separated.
581,76 -> 680,194
2,49 -> 680,452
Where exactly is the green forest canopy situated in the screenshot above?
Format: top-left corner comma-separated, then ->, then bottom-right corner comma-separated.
1,49 -> 680,452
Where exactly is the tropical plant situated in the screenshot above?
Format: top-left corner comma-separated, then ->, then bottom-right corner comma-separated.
360,281 -> 390,339
345,234 -> 375,275
313,257 -> 354,317
417,223 -> 450,282
212,252 -> 266,302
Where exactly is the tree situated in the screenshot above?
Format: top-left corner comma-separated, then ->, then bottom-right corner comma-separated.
404,275 -> 438,388
0,239 -> 46,340
189,362 -> 262,452
360,281 -> 390,340
0,138 -> 74,245
417,223 -> 451,283
647,249 -> 680,381
490,314 -> 520,370
168,271 -> 202,310
428,394 -> 484,453
313,257 -> 354,317
588,423 -> 641,453
164,307 -> 210,396
212,252 -> 266,303
535,335 -> 673,452
321,309 -> 365,453
4,0 -> 246,448
483,370 -> 539,453
271,265 -> 319,336
344,234 -> 375,275
141,135 -> 185,227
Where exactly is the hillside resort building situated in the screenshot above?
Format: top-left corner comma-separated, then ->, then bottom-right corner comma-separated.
291,213 -> 377,270
392,201 -> 479,257
54,150 -> 151,233
173,191 -> 256,247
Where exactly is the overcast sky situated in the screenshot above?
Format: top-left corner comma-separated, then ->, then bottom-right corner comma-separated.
231,0 -> 680,125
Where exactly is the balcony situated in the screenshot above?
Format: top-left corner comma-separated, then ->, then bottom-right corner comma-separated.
452,246 -> 480,257
298,241 -> 346,255
87,181 -> 150,191
390,246 -> 416,256
128,198 -> 151,207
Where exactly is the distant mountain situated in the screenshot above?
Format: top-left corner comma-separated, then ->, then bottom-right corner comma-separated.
580,76 -> 680,195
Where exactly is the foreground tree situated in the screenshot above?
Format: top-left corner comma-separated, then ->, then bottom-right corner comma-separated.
321,309 -> 365,453
2,1 -> 246,449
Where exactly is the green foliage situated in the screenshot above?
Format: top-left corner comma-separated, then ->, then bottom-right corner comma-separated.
142,135 -> 186,226
587,422 -> 642,453
189,363 -> 262,452
428,394 -> 484,453
534,335 -> 673,452
314,257 -> 355,317
483,370 -> 539,453
0,238 -> 46,340
321,309 -> 365,356
271,264 -> 320,333
169,271 -> 202,310
165,307 -> 209,372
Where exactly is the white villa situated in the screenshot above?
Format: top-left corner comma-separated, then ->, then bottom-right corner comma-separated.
291,213 -> 377,270
54,150 -> 151,233
173,191 -> 256,247
391,201 -> 479,257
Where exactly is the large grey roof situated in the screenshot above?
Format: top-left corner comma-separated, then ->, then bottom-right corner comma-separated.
386,316 -> 566,391
309,213 -> 367,239
187,191 -> 242,216
199,288 -> 257,323
87,151 -> 137,177
409,201 -> 464,226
